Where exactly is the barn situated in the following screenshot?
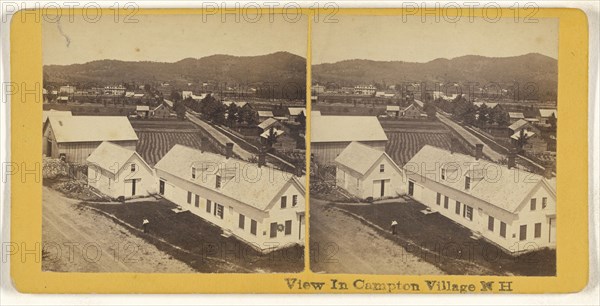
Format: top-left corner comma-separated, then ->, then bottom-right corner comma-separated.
311,115 -> 388,165
87,141 -> 155,199
43,116 -> 138,164
404,145 -> 556,254
154,144 -> 306,253
335,142 -> 406,199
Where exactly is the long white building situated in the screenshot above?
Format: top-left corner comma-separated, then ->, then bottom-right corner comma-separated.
154,144 -> 306,252
404,145 -> 556,254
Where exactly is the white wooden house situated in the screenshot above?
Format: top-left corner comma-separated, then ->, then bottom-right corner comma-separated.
335,142 -> 406,199
404,145 -> 556,254
87,141 -> 155,199
154,144 -> 306,252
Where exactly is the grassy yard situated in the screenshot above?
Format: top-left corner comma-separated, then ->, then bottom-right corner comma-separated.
84,199 -> 304,273
336,201 -> 556,276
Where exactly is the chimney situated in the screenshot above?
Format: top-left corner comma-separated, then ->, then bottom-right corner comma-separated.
200,137 -> 208,152
475,144 -> 484,160
507,151 -> 516,169
225,142 -> 234,159
258,152 -> 266,168
543,162 -> 554,179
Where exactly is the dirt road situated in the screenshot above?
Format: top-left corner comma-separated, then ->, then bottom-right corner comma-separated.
310,199 -> 443,275
42,186 -> 194,273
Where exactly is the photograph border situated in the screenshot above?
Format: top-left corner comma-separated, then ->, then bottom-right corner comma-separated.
9,7 -> 589,293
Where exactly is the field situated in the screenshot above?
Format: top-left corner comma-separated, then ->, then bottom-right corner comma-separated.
386,132 -> 458,166
132,120 -> 219,166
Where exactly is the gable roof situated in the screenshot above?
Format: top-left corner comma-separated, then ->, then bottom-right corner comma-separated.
508,119 -> 529,132
405,145 -> 555,213
86,141 -> 150,175
311,115 -> 388,143
508,112 -> 525,119
539,109 -> 557,118
258,117 -> 279,130
335,142 -> 398,176
47,116 -> 138,143
288,107 -> 305,116
136,105 -> 150,111
510,129 -> 536,140
386,105 -> 400,111
42,110 -> 72,123
257,110 -> 274,118
403,103 -> 419,112
154,144 -> 305,211
222,101 -> 248,108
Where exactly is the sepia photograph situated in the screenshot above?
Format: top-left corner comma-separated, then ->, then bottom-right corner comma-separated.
41,13 -> 308,273
309,15 -> 558,276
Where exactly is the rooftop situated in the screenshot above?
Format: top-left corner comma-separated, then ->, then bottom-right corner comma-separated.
335,142 -> 394,176
311,115 -> 388,143
87,141 -> 149,175
47,116 -> 138,143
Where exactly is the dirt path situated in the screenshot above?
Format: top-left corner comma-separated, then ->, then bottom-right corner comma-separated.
310,199 -> 443,275
42,186 -> 195,273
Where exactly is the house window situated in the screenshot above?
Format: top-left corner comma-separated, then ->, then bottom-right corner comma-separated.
285,220 -> 292,235
239,214 -> 245,229
187,191 -> 192,204
519,225 -> 527,241
130,164 -> 136,172
281,196 -> 287,208
292,195 -> 298,206
436,193 -> 441,205
455,201 -> 461,215
488,216 -> 494,231
534,223 -> 542,238
191,167 -> 196,179
214,203 -> 224,219
500,222 -> 507,238
194,195 -> 200,207
441,168 -> 446,180
215,175 -> 221,189
463,205 -> 473,221
444,196 -> 449,209
379,164 -> 384,173
542,197 -> 547,209
530,198 -> 537,211
250,219 -> 257,235
465,176 -> 471,190
206,200 -> 212,213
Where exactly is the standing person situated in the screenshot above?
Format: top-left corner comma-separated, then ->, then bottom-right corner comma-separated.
390,220 -> 398,235
142,218 -> 149,233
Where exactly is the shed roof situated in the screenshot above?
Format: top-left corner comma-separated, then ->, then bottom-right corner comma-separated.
508,119 -> 529,131
311,115 -> 388,143
539,109 -> 557,118
257,110 -> 274,117
258,117 -> 279,130
386,105 -> 400,111
508,112 -> 525,119
47,116 -> 138,143
154,144 -> 305,211
136,105 -> 150,111
405,145 -> 555,213
288,107 -> 305,116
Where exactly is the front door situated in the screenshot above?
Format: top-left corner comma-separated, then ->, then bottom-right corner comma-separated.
131,179 -> 137,196
380,180 -> 385,197
270,222 -> 278,238
159,180 -> 165,195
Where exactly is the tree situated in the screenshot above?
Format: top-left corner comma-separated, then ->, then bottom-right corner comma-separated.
515,129 -> 528,153
226,103 -> 239,127
423,102 -> 437,121
266,127 -> 278,148
477,104 -> 489,127
297,111 -> 306,129
144,84 -> 151,92
548,112 -> 557,130
173,100 -> 186,120
170,90 -> 182,102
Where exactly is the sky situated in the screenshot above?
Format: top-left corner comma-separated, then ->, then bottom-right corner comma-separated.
312,16 -> 558,64
43,14 -> 308,65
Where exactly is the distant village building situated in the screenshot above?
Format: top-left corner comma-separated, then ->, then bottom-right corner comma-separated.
59,85 -> 76,94
87,141 -> 155,199
104,85 -> 126,96
510,129 -> 548,153
538,109 -> 557,125
312,84 -> 325,94
354,85 -> 376,95
152,103 -> 171,119
154,144 -> 306,252
386,105 -> 400,117
335,142 -> 406,199
136,105 -> 151,118
405,145 -> 556,254
401,103 -> 422,119
257,110 -> 274,122
311,115 -> 388,164
508,112 -> 525,123
287,107 -> 306,122
43,116 -> 138,163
